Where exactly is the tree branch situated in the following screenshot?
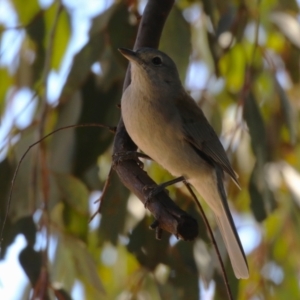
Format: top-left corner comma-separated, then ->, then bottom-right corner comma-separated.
112,0 -> 198,241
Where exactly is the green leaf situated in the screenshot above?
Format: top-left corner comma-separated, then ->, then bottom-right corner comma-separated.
98,170 -> 129,245
52,173 -> 89,240
25,11 -> 46,83
54,173 -> 89,214
11,0 -> 40,25
274,77 -> 296,145
19,245 -> 42,287
248,162 -> 268,222
63,203 -> 89,241
59,33 -> 105,102
244,93 -> 276,220
0,158 -> 13,226
49,92 -> 82,174
106,2 -> 138,60
243,92 -> 267,162
15,216 -> 37,246
270,12 -> 300,49
66,237 -> 105,295
0,68 -> 12,115
10,129 -> 38,221
52,234 -> 77,291
73,74 -> 122,178
160,5 -> 191,82
219,43 -> 246,93
97,46 -> 126,91
165,241 -> 199,300
127,216 -> 170,270
44,3 -> 71,70
58,3 -> 118,102
278,0 -> 300,11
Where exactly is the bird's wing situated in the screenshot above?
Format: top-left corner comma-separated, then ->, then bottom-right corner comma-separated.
175,94 -> 240,187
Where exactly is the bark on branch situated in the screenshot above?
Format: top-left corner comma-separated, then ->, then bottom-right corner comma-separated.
112,0 -> 198,241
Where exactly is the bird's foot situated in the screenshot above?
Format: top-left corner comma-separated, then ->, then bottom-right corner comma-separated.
112,151 -> 151,169
142,176 -> 186,208
149,220 -> 163,240
142,184 -> 169,208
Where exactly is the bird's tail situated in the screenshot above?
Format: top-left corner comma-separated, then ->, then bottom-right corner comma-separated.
215,207 -> 249,279
190,167 -> 249,279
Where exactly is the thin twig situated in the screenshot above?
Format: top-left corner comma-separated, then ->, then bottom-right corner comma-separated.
36,2 -> 64,282
0,122 -> 115,252
250,0 -> 261,67
183,181 -> 233,300
90,166 -> 114,221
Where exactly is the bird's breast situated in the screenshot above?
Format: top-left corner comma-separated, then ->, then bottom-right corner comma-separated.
122,86 -> 173,151
121,85 -> 205,178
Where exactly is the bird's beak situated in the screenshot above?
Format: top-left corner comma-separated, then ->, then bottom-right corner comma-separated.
118,48 -> 139,63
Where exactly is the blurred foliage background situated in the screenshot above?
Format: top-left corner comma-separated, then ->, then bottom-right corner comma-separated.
1,0 -> 300,299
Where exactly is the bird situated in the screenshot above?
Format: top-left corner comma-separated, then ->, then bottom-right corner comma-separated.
118,47 -> 249,279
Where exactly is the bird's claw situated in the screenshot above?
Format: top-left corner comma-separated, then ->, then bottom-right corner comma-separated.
112,151 -> 144,169
142,184 -> 169,208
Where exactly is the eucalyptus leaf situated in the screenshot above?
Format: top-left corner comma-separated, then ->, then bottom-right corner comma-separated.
11,0 -> 40,25
98,170 -> 129,245
160,5 -> 191,82
274,76 -> 296,145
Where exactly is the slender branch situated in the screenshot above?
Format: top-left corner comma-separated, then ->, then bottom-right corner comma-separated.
36,2 -> 64,282
90,165 -> 114,221
184,182 -> 233,300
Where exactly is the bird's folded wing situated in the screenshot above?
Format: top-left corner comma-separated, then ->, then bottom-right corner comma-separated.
176,94 -> 240,187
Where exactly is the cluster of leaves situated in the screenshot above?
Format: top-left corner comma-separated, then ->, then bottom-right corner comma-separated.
1,0 -> 300,299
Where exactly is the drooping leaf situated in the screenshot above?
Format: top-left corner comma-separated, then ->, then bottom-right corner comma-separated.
274,77 -> 296,145
54,173 -> 89,214
165,241 -> 199,300
98,46 -> 126,91
10,128 -> 38,221
0,68 -> 12,115
49,92 -> 82,174
15,216 -> 37,246
19,245 -> 42,287
98,170 -> 130,245
66,237 -> 105,295
58,34 -> 105,103
243,92 -> 268,162
160,5 -> 191,81
248,162 -> 268,222
54,173 -> 89,240
11,0 -> 40,25
278,0 -> 300,12
270,12 -> 300,49
72,74 -> 122,178
244,92 -> 276,220
201,0 -> 217,29
0,158 -> 13,228
107,2 -> 138,61
24,10 -> 46,84
219,43 -> 247,93
51,234 -> 77,292
127,216 -> 170,270
44,3 -> 71,70
59,2 -> 135,103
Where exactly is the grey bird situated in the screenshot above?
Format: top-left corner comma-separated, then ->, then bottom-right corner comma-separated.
119,47 -> 249,279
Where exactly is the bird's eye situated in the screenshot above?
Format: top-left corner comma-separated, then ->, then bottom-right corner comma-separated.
152,56 -> 162,65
